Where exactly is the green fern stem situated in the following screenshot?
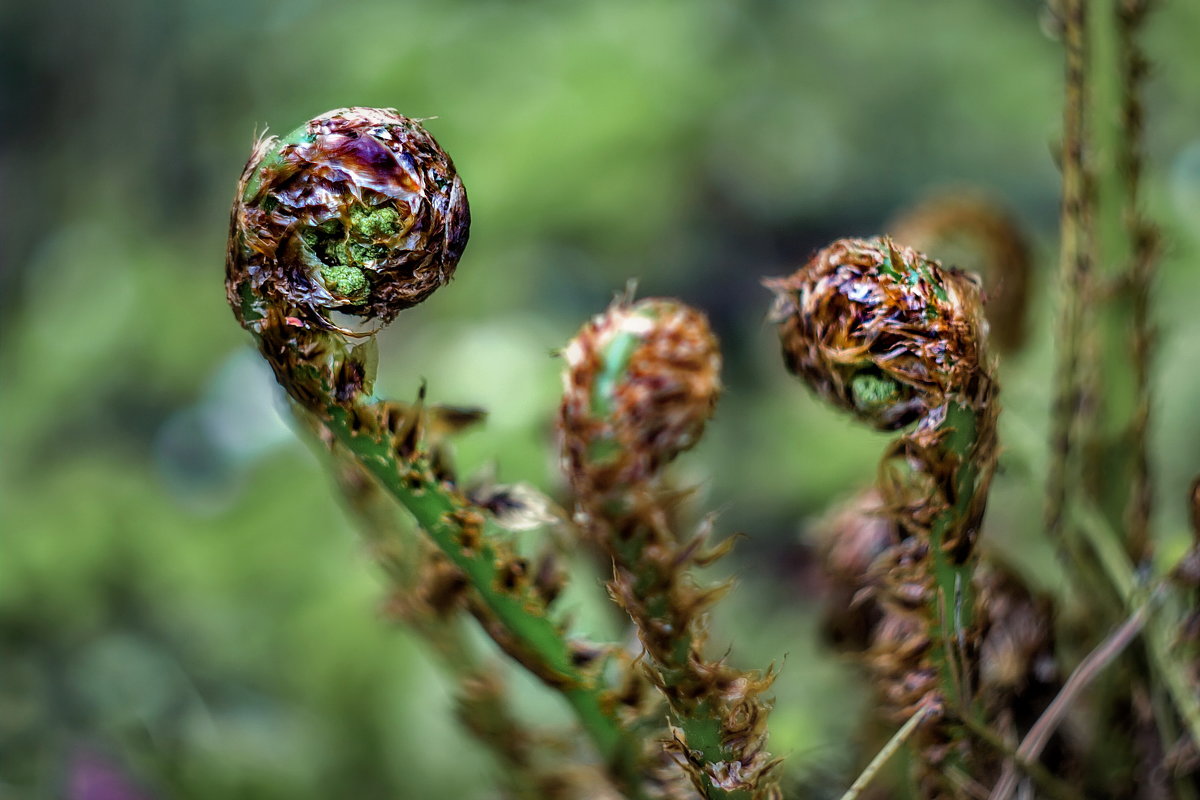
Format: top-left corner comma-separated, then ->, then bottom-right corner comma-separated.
926,401 -> 981,706
256,321 -> 646,793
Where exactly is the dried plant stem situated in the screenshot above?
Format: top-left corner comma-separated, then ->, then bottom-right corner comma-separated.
987,600 -> 1150,800
838,703 -> 934,800
1016,603 -> 1146,765
1072,502 -> 1200,746
955,716 -> 1081,800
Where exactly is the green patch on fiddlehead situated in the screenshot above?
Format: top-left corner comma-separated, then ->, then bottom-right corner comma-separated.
349,203 -> 403,238
294,206 -> 409,305
584,308 -> 663,466
850,369 -> 902,416
318,262 -> 370,303
591,330 -> 644,419
240,127 -> 316,205
877,240 -> 948,304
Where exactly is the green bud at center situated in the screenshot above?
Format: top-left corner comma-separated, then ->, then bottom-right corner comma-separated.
300,205 -> 408,304
850,371 -> 900,413
349,205 -> 403,238
319,263 -> 370,302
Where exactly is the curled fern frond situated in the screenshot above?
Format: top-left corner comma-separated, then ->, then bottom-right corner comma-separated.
226,109 -> 652,798
560,297 -> 779,800
227,106 -> 468,329
768,237 -> 999,798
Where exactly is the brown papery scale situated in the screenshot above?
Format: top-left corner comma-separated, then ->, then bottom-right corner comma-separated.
811,489 -> 899,652
227,107 -> 469,329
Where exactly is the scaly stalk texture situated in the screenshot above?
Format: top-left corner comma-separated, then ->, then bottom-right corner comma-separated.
814,491 -> 1066,791
1115,0 -> 1159,566
558,298 -> 779,800
1045,0 -> 1096,563
225,108 -> 650,796
767,237 -> 999,799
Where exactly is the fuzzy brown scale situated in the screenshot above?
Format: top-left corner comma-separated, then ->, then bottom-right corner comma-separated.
410,557 -> 472,620
447,509 -> 486,554
974,567 -> 1059,721
812,489 -> 899,650
768,237 -> 999,798
560,299 -> 779,800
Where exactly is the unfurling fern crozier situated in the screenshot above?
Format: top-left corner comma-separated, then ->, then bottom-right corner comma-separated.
767,237 -> 999,798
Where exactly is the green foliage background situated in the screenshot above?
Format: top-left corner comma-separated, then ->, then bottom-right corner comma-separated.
3,0 -> 1200,797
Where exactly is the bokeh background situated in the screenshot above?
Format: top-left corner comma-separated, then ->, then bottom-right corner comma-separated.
4,0 -> 1200,797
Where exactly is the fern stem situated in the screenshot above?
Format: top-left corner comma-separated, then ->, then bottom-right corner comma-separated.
326,452 -> 611,800
318,388 -> 643,789
1115,0 -> 1159,565
1045,0 -> 1096,562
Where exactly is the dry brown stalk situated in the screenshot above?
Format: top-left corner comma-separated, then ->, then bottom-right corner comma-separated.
988,600 -> 1152,800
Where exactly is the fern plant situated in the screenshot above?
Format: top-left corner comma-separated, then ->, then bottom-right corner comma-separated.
222,3 -> 1200,797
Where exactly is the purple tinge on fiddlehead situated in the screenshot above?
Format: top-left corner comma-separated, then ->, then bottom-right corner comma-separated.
227,107 -> 469,329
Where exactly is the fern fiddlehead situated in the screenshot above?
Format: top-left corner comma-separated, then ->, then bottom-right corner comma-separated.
559,298 -> 779,800
767,237 -> 999,797
225,107 -> 650,795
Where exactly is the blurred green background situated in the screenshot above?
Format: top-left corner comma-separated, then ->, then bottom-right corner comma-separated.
4,0 -> 1200,797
